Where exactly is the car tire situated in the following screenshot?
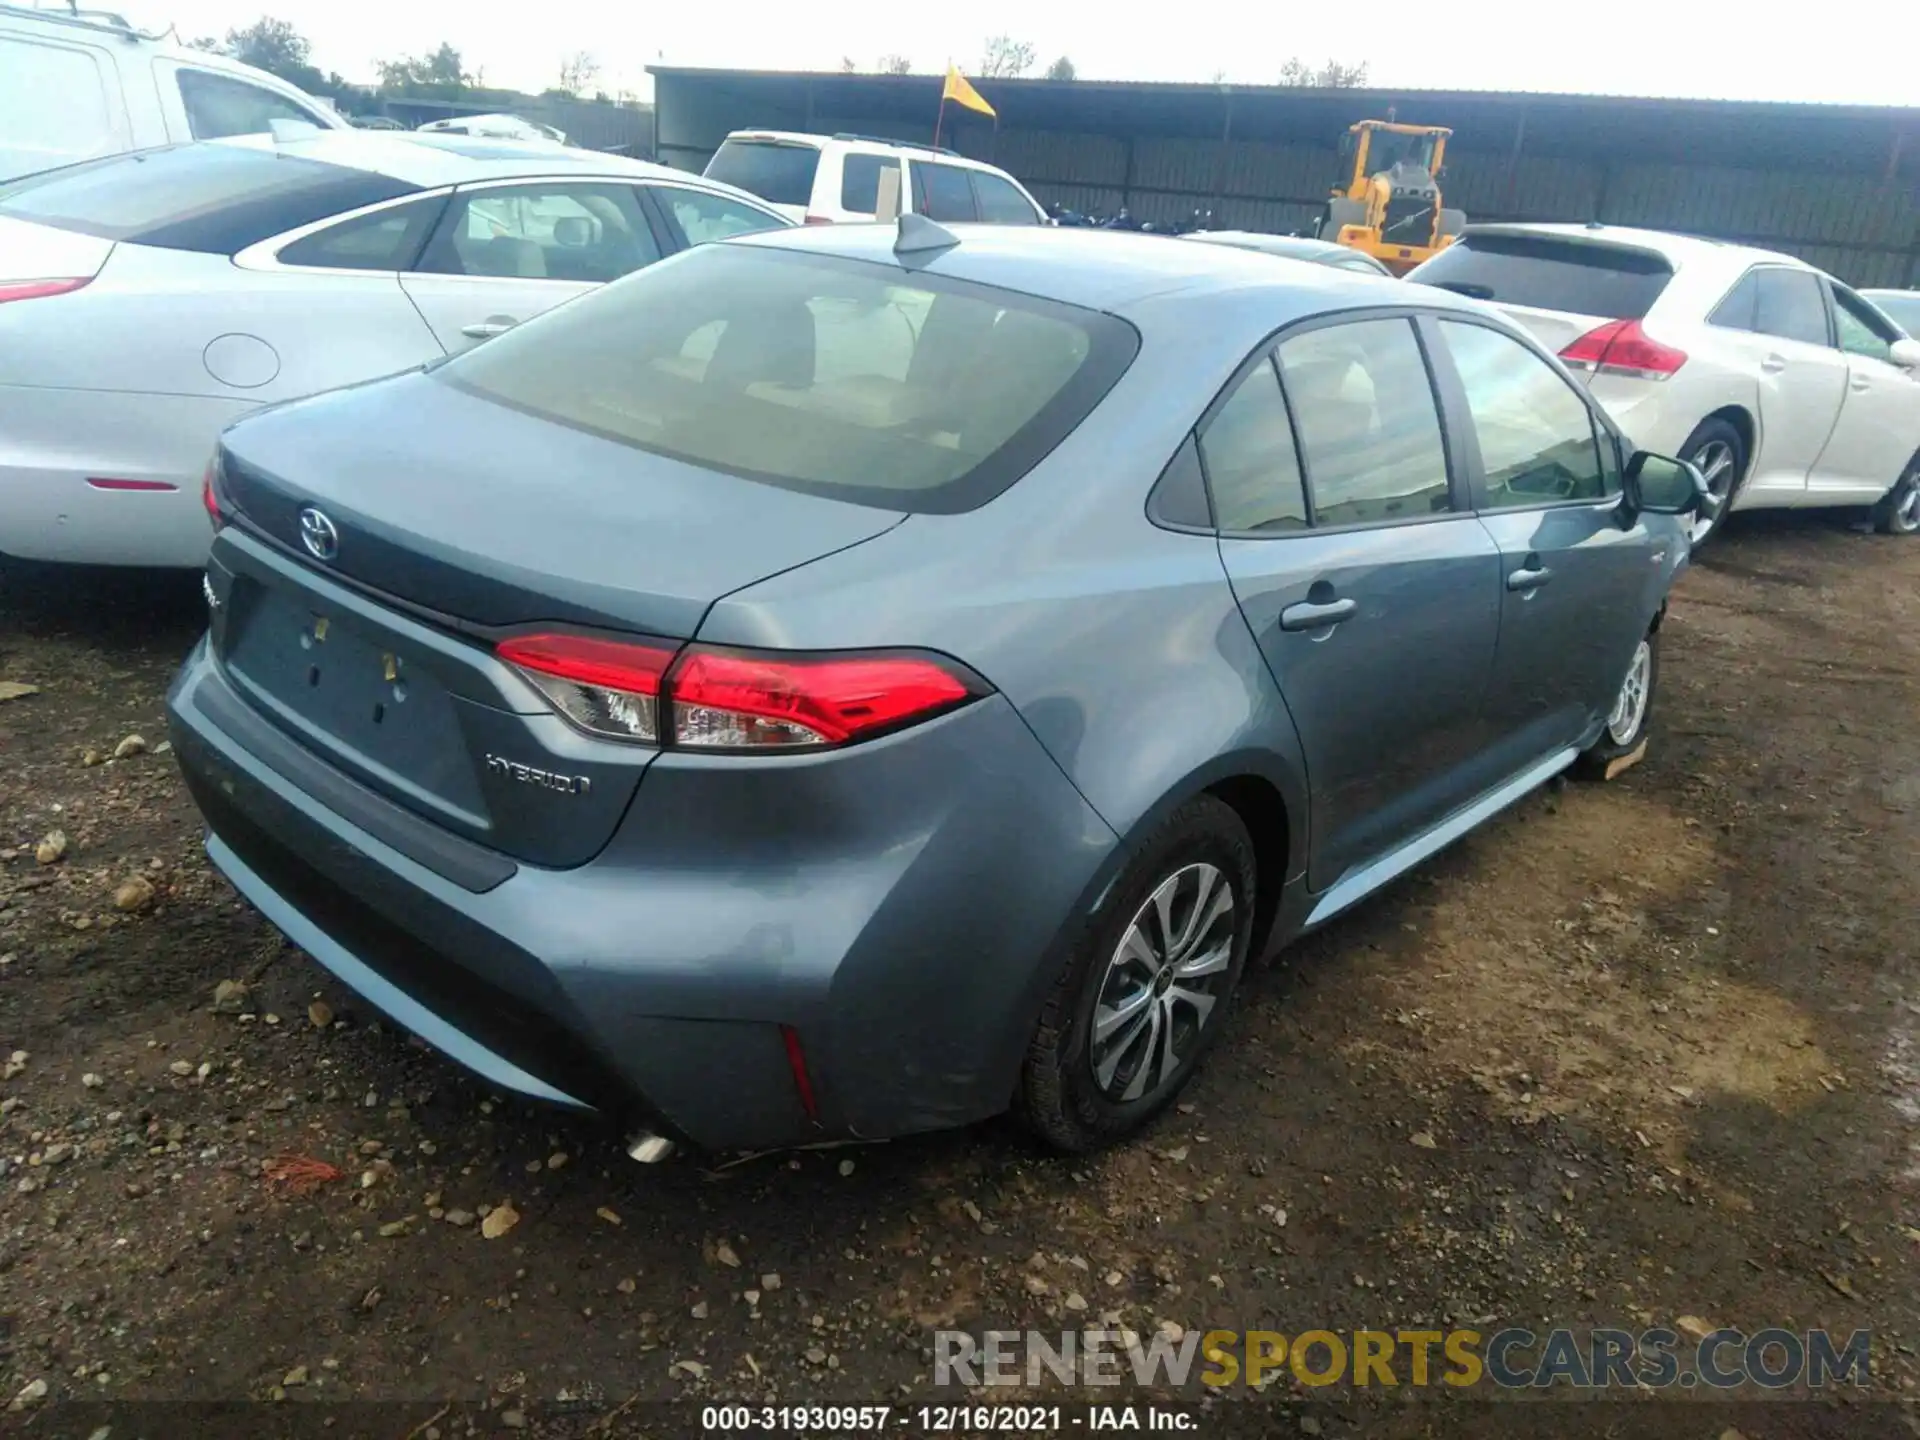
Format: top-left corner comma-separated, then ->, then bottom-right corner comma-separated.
1574,627 -> 1661,780
1871,453 -> 1920,536
1018,795 -> 1256,1154
1679,418 -> 1747,546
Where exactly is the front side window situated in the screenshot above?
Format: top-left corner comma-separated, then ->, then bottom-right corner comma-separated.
654,186 -> 782,246
418,183 -> 660,283
971,172 -> 1039,225
1753,269 -> 1829,347
914,162 -> 978,222
1197,358 -> 1307,532
1832,286 -> 1895,362
177,69 -> 322,140
440,244 -> 1137,513
1276,318 -> 1452,526
839,154 -> 901,215
1439,320 -> 1608,506
277,196 -> 445,271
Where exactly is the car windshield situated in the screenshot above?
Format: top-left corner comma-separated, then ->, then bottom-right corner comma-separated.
439,242 -> 1139,514
1411,234 -> 1674,320
0,143 -> 414,253
1365,129 -> 1436,174
704,140 -> 821,208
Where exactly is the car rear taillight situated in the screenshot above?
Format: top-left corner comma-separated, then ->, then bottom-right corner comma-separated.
0,277 -> 90,305
496,635 -> 981,751
1558,319 -> 1687,380
496,632 -> 674,743
201,458 -> 225,529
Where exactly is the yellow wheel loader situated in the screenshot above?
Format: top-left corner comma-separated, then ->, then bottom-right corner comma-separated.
1318,120 -> 1465,275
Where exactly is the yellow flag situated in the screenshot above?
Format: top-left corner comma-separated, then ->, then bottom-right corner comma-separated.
942,66 -> 996,119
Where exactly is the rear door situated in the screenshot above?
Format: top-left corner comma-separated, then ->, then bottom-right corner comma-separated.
909,160 -> 980,222
1427,314 -> 1656,769
1809,281 -> 1920,501
398,179 -> 665,354
1211,313 -> 1502,891
0,29 -> 129,180
1707,266 -> 1849,501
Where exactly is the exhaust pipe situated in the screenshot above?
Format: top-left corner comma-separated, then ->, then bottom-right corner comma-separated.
625,1130 -> 675,1164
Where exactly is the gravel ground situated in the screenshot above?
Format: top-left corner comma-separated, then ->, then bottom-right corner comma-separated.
1,510 -> 1917,1440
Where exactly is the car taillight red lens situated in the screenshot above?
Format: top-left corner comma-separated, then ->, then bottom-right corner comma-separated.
1559,319 -> 1686,379
0,277 -> 90,305
201,459 -> 224,528
668,649 -> 974,750
497,633 -> 674,743
496,636 -> 980,751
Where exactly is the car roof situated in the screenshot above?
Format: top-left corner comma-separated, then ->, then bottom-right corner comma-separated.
211,129 -> 687,189
1461,221 -> 1808,272
732,221 -> 1468,317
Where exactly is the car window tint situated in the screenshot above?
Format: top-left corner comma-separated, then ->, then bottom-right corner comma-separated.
0,144 -> 415,253
702,140 -> 820,208
839,154 -> 901,215
1277,318 -> 1451,526
1832,286 -> 1894,362
1708,271 -> 1759,331
915,162 -> 978,222
440,243 -> 1136,514
1148,434 -> 1213,528
1753,269 -> 1829,347
654,186 -> 782,246
1197,358 -> 1307,532
971,172 -> 1038,224
177,69 -> 321,140
419,183 -> 660,283
1411,234 -> 1672,320
1440,320 -> 1608,507
277,196 -> 444,270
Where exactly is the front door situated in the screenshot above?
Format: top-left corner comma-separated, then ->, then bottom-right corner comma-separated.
1810,283 -> 1920,503
1209,315 -> 1502,891
1428,315 -> 1663,768
399,180 -> 664,355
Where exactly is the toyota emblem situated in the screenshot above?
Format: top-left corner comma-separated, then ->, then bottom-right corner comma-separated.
298,506 -> 339,562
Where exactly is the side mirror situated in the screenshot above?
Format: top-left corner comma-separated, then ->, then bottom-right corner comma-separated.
1889,337 -> 1920,370
1623,450 -> 1709,517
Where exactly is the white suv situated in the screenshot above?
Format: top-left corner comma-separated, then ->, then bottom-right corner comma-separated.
1409,223 -> 1920,538
702,131 -> 1045,227
0,2 -> 346,182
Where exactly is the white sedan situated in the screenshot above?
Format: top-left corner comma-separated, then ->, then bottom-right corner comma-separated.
0,129 -> 788,567
1410,224 -> 1920,539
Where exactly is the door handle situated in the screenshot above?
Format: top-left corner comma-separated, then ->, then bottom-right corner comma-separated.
1760,354 -> 1787,375
1850,376 -> 1872,392
460,318 -> 518,340
1279,597 -> 1357,631
1507,564 -> 1553,592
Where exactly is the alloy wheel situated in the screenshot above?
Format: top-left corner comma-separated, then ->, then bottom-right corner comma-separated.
1891,468 -> 1920,534
1089,863 -> 1236,1103
1607,639 -> 1653,746
1688,439 -> 1737,543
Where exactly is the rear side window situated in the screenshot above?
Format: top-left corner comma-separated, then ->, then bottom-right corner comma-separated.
0,144 -> 416,253
971,172 -> 1039,225
277,196 -> 445,270
703,140 -> 820,208
177,69 -> 323,139
1197,358 -> 1307,532
440,243 -> 1138,514
1753,269 -> 1830,347
914,162 -> 978,222
1276,318 -> 1452,526
840,154 -> 901,215
1412,234 -> 1673,321
1708,271 -> 1758,330
418,183 -> 660,284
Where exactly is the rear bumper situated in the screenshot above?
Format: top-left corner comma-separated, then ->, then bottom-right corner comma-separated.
168,636 -> 1118,1151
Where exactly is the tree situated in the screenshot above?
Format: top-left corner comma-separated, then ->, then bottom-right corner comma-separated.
556,51 -> 599,96
978,35 -> 1035,78
1044,55 -> 1075,81
223,17 -> 311,80
877,54 -> 911,75
840,56 -> 858,73
375,42 -> 472,97
1277,57 -> 1369,87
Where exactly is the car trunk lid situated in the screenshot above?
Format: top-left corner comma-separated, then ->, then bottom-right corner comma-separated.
0,214 -> 113,291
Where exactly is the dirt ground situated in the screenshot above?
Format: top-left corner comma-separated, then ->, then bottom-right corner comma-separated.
2,510 -> 1918,1439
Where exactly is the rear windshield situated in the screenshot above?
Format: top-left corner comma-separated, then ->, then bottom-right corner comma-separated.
0,143 -> 415,254
1412,234 -> 1673,320
703,140 -> 820,208
440,242 -> 1139,514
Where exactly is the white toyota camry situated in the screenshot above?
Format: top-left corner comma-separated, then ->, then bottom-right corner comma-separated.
0,129 -> 788,567
1410,224 -> 1920,539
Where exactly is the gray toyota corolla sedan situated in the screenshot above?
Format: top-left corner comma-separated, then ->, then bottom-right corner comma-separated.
169,218 -> 1707,1156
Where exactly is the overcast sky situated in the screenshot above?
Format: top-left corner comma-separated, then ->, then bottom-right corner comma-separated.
123,0 -> 1919,107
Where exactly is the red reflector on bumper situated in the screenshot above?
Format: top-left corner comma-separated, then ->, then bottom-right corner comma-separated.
87,478 -> 179,492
